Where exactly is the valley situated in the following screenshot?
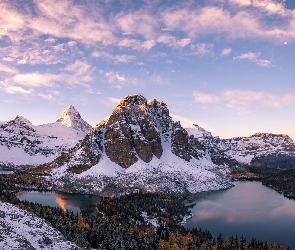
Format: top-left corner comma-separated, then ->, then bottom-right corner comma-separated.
0,94 -> 295,249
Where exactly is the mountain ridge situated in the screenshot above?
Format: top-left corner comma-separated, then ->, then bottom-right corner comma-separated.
1,94 -> 294,195
0,105 -> 91,169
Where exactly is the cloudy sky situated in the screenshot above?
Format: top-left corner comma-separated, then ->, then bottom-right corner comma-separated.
1,0 -> 294,140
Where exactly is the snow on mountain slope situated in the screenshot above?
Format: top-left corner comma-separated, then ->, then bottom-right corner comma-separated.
52,145 -> 231,196
0,106 -> 91,169
0,201 -> 81,249
56,104 -> 91,134
48,95 -> 234,196
187,124 -> 295,164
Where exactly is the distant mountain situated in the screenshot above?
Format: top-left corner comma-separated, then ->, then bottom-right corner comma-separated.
56,104 -> 91,133
187,124 -> 295,167
46,95 -> 235,196
0,105 -> 91,169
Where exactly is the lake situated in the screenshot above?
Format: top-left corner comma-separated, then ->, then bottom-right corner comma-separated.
185,181 -> 295,249
18,191 -> 101,213
0,169 -> 14,174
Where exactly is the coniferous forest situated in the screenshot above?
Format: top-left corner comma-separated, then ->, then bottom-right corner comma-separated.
0,172 -> 290,249
262,168 -> 295,198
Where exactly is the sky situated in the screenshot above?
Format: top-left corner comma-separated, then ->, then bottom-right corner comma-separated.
0,0 -> 294,140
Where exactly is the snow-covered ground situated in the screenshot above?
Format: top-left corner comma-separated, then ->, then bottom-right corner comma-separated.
52,142 -> 232,195
0,201 -> 81,249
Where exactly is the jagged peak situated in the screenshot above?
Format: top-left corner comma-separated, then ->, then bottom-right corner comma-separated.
112,94 -> 148,114
57,105 -> 81,126
56,105 -> 91,132
121,94 -> 147,106
112,95 -> 169,115
11,115 -> 32,125
58,104 -> 79,118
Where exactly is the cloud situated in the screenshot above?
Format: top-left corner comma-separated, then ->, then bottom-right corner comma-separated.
105,71 -> 126,82
191,43 -> 214,56
157,35 -> 191,48
229,0 -> 252,7
233,52 -> 275,67
0,63 -> 19,74
193,90 -> 295,113
104,71 -> 137,89
63,60 -> 94,75
0,2 -> 26,42
12,66 -> 93,90
92,51 -> 137,63
1,85 -> 33,95
13,73 -> 61,87
0,40 -> 80,66
221,48 -> 232,57
162,5 -> 295,43
107,97 -> 121,105
115,11 -> 156,40
193,92 -> 220,103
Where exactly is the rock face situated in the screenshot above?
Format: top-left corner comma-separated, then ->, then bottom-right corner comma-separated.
104,95 -> 164,168
0,106 -> 91,169
47,94 -> 235,195
171,122 -> 191,161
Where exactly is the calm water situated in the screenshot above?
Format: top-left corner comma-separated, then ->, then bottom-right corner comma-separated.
18,191 -> 101,213
185,181 -> 295,249
0,169 -> 14,174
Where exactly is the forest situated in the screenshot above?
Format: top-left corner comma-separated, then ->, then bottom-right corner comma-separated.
251,154 -> 295,169
262,168 -> 295,198
0,172 -> 290,249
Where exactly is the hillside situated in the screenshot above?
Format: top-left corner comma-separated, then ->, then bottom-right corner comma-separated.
0,201 -> 80,249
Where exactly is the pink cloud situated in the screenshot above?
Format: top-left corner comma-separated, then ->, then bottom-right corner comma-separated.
233,52 -> 275,67
193,90 -> 295,114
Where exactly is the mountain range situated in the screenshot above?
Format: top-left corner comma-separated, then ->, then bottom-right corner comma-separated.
0,105 -> 91,168
1,94 -> 294,195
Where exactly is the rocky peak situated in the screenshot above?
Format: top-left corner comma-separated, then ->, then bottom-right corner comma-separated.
103,95 -> 208,167
104,95 -> 164,168
1,115 -> 35,133
12,115 -> 33,126
56,105 -> 91,133
119,94 -> 147,107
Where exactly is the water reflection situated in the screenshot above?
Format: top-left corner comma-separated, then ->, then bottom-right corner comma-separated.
55,197 -> 67,211
272,200 -> 295,218
18,191 -> 101,213
0,169 -> 14,174
186,182 -> 295,249
193,201 -> 238,223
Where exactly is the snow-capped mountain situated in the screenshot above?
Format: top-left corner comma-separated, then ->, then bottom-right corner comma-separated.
3,95 -> 294,195
56,104 -> 91,134
187,124 -> 295,165
0,105 -> 91,169
46,95 -> 235,195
